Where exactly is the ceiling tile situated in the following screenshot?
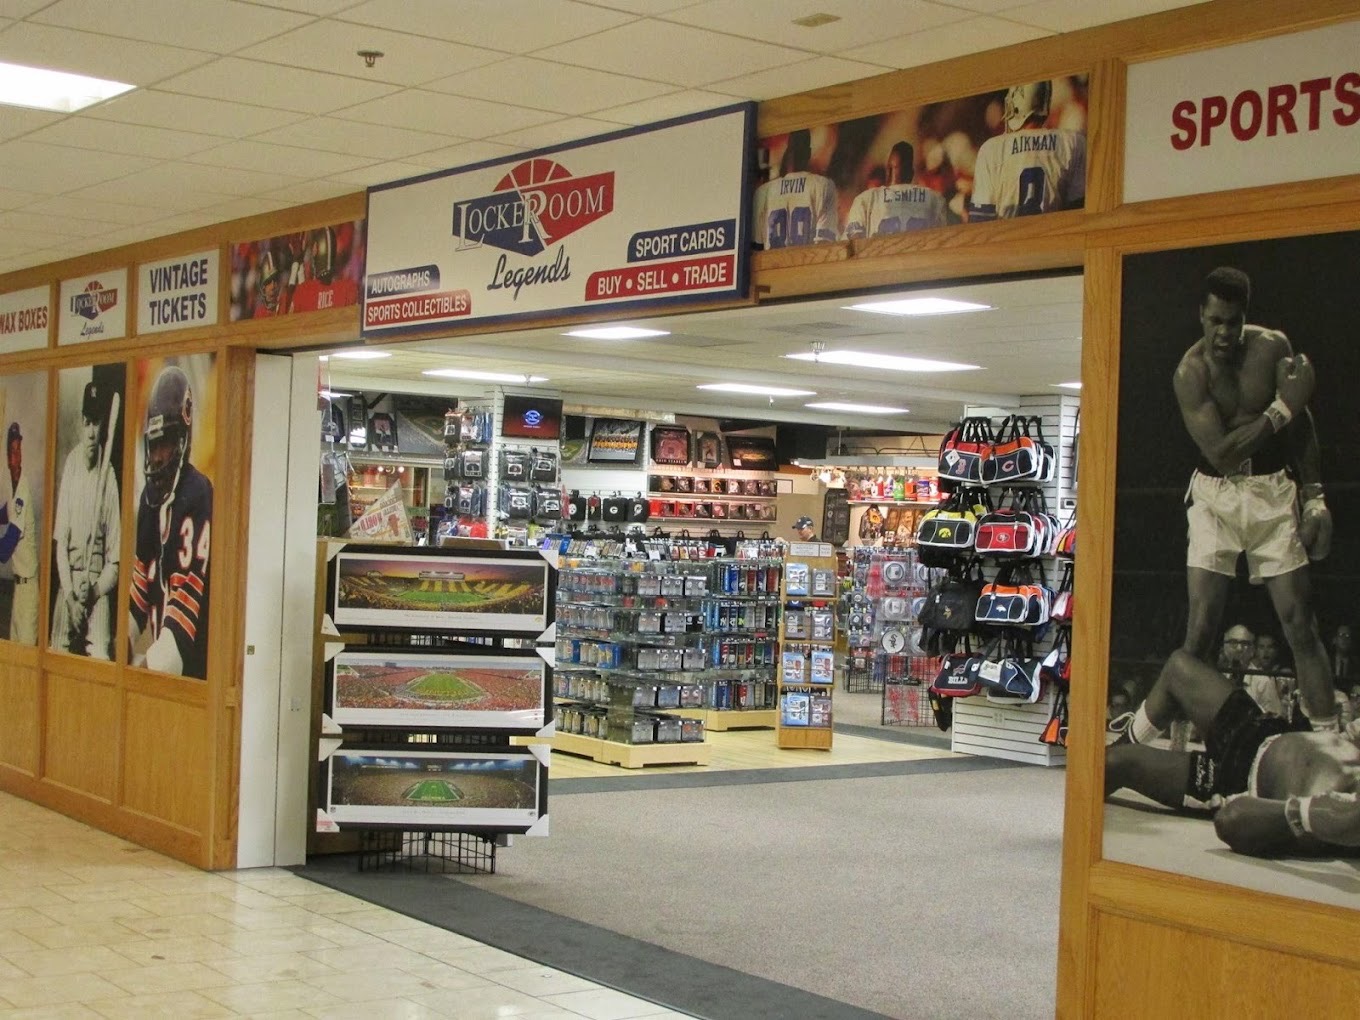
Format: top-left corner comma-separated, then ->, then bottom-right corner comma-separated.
534,20 -> 806,88
24,194 -> 167,225
0,228 -> 63,256
325,160 -> 437,187
237,19 -> 503,86
25,118 -> 222,159
158,57 -> 400,115
253,115 -> 456,158
148,160 -> 307,196
333,90 -> 555,139
1002,0 -> 1205,32
0,22 -> 215,85
0,0 -> 47,14
32,0 -> 312,52
488,116 -> 629,151
338,0 -> 635,52
194,196 -> 296,222
710,56 -> 893,100
0,187 -> 42,210
263,178 -> 361,204
841,15 -> 1050,68
238,0 -> 362,12
665,0 -> 969,52
427,57 -> 673,116
186,139 -> 376,177
0,106 -> 64,144
0,209 -> 116,238
405,140 -> 522,171
0,140 -> 156,193
85,90 -> 309,138
592,88 -> 741,126
582,0 -> 703,12
69,171 -> 237,210
922,0 -> 1033,12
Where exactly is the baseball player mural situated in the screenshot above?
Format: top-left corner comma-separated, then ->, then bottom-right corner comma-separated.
0,371 -> 47,645
128,355 -> 215,680
50,366 -> 124,660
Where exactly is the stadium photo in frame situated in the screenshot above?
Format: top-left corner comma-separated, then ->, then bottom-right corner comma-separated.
331,551 -> 550,632
329,651 -> 549,730
587,418 -> 643,464
724,434 -> 777,471
326,748 -> 546,829
649,425 -> 691,466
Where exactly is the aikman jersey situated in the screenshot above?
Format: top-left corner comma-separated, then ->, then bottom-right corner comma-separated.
970,128 -> 1086,221
843,184 -> 947,239
752,172 -> 839,248
130,464 -> 213,680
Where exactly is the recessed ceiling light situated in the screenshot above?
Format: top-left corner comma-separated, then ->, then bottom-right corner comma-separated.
0,61 -> 133,113
785,350 -> 979,373
843,297 -> 991,316
423,369 -> 550,384
564,326 -> 670,340
329,349 -> 391,360
1055,381 -> 1082,390
805,401 -> 909,415
696,383 -> 817,397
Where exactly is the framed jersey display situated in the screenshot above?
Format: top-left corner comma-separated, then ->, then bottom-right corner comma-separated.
128,353 -> 216,680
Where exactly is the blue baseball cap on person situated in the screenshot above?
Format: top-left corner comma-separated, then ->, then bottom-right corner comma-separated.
793,515 -> 815,530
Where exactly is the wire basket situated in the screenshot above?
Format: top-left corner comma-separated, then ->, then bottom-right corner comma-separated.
358,830 -> 499,874
881,656 -> 942,726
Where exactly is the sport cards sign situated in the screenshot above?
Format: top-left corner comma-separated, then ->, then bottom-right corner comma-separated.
363,103 -> 754,336
58,269 -> 128,346
0,286 -> 51,354
1125,19 -> 1360,203
137,249 -> 219,335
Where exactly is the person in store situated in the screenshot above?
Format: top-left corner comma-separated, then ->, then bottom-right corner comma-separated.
1171,265 -> 1337,731
842,140 -> 947,239
1105,649 -> 1360,857
0,422 -> 38,643
792,515 -> 819,543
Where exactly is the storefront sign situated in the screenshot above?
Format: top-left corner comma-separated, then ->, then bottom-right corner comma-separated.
0,285 -> 51,353
1125,20 -> 1360,203
58,269 -> 128,346
363,104 -> 754,336
137,249 -> 219,335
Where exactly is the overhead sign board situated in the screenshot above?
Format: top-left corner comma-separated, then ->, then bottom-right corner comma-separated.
362,103 -> 754,337
137,249 -> 219,335
1125,20 -> 1360,203
58,269 -> 128,346
0,285 -> 50,353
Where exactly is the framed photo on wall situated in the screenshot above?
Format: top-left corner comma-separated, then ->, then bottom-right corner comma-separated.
586,418 -> 643,464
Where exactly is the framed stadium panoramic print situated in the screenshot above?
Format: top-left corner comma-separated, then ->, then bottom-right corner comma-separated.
326,748 -> 546,830
330,549 -> 550,632
329,651 -> 549,731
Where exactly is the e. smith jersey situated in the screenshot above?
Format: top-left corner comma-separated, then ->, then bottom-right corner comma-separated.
843,184 -> 947,239
752,171 -> 839,248
970,128 -> 1086,220
130,464 -> 213,680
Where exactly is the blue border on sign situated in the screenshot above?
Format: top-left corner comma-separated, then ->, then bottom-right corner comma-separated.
361,102 -> 755,340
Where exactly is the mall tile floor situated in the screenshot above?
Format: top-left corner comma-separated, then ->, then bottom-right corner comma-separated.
0,792 -> 689,1020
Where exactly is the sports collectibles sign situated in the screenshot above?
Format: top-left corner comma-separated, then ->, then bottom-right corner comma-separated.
58,269 -> 128,346
362,103 -> 754,336
0,286 -> 51,354
1125,20 -> 1360,203
137,250 -> 219,335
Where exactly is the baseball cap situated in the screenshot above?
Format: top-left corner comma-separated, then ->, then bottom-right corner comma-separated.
793,515 -> 815,530
6,422 -> 20,444
82,382 -> 101,420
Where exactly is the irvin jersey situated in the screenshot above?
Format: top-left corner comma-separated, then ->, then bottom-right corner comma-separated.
970,128 -> 1086,220
752,171 -> 839,248
843,184 -> 947,239
130,464 -> 213,680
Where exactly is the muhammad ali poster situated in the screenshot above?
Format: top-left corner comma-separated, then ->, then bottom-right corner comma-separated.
49,364 -> 125,661
0,371 -> 48,645
127,354 -> 217,681
1103,229 -> 1360,909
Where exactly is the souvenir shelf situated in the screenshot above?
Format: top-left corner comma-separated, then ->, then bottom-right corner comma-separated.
776,542 -> 839,750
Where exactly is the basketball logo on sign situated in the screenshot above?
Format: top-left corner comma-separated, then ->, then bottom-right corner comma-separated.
452,158 -> 616,257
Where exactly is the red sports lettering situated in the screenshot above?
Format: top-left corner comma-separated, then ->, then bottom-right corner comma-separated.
1267,83 -> 1298,135
1299,76 -> 1332,130
1230,90 -> 1262,141
1170,100 -> 1197,149
1200,94 -> 1227,145
1335,72 -> 1360,127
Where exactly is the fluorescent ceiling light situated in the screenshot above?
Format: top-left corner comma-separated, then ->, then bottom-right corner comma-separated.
0,61 -> 133,113
564,326 -> 670,340
806,401 -> 909,415
843,297 -> 991,316
785,350 -> 979,373
423,369 -> 550,384
329,349 -> 391,360
696,383 -> 817,397
319,389 -> 351,399
1055,381 -> 1082,390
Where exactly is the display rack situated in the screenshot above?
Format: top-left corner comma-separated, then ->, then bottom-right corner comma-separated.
776,542 -> 838,750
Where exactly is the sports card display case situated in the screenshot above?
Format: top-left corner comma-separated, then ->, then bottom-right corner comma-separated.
776,542 -> 839,750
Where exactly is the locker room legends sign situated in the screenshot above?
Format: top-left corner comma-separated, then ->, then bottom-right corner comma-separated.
0,286 -> 51,354
137,250 -> 219,335
362,103 -> 754,336
58,269 -> 128,346
1124,19 -> 1360,203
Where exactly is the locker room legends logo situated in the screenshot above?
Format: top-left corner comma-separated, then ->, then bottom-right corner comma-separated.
69,280 -> 120,338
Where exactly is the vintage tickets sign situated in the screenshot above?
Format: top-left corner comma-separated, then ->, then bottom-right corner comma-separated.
137,249 -> 219,335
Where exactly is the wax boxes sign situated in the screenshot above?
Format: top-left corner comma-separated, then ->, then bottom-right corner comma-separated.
138,251 -> 220,335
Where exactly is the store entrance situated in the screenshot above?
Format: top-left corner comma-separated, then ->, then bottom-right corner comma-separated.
293,269 -> 1083,1020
